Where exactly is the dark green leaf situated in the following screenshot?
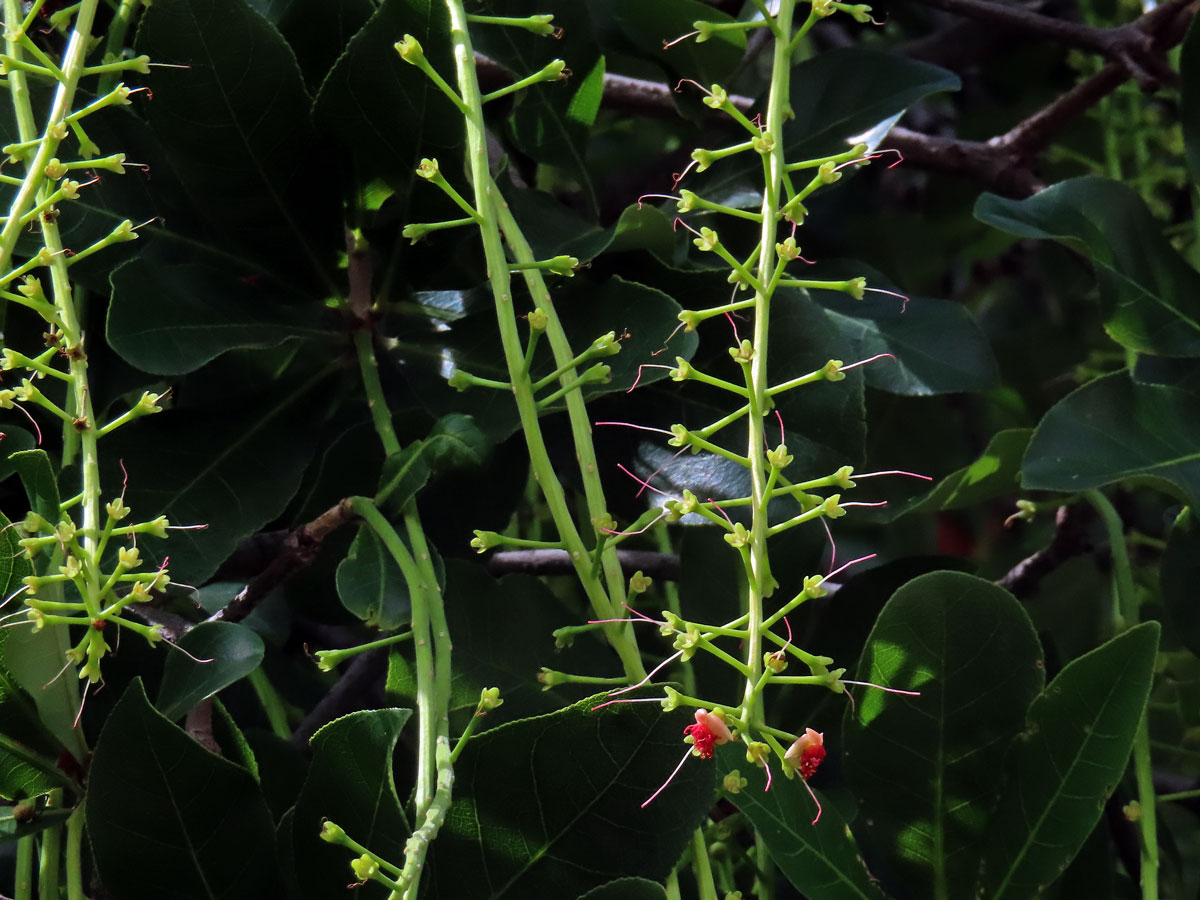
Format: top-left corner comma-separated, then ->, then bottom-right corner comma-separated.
474,3 -> 605,211
900,429 -> 1031,516
335,525 -> 412,629
715,747 -> 886,900
156,622 -> 266,721
88,680 -> 279,900
843,571 -> 1044,900
805,261 -> 999,395
135,0 -> 339,285
375,442 -> 432,510
104,398 -> 322,586
0,427 -> 36,482
1163,507 -> 1200,658
1181,16 -> 1200,186
1021,372 -> 1200,507
509,189 -> 615,261
312,0 -> 460,190
0,624 -> 84,760
271,0 -> 376,91
107,259 -> 333,376
428,695 -> 712,898
611,0 -> 746,85
976,178 -> 1200,357
9,449 -> 59,530
575,877 -> 668,900
292,709 -> 412,900
982,622 -> 1160,900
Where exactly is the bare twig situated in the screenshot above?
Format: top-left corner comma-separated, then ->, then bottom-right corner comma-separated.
206,499 -> 357,627
911,0 -> 1184,89
290,649 -> 388,747
486,548 -> 681,580
996,503 -> 1093,597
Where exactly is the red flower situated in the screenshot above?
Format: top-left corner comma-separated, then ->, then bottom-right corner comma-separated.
785,728 -> 826,780
683,709 -> 733,759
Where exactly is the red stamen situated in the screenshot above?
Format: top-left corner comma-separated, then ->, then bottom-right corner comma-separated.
838,353 -> 897,373
617,463 -> 672,499
610,649 -> 684,696
599,510 -> 667,537
663,30 -> 700,49
854,469 -> 933,481
641,747 -> 694,807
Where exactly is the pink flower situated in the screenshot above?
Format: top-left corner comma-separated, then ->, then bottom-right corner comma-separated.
785,728 -> 826,781
683,709 -> 733,759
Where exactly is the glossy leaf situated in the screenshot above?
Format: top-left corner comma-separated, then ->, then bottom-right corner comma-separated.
843,571 -> 1044,900
135,0 -> 339,285
292,709 -> 412,900
1021,372 -> 1200,507
107,259 -> 332,376
976,178 -> 1200,356
88,680 -> 279,900
312,0 -> 461,190
611,0 -> 746,85
901,429 -> 1031,516
427,695 -> 712,898
805,261 -> 999,395
1163,507 -> 1200,658
715,747 -> 886,900
156,622 -> 266,721
335,524 -> 411,629
104,401 -> 320,586
982,622 -> 1160,900
9,449 -> 58,531
473,2 -> 605,211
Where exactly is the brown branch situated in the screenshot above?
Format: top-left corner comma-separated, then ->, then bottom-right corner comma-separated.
911,0 -> 1184,90
885,0 -> 1196,197
205,499 -> 357,627
486,548 -> 681,580
995,503 -> 1093,598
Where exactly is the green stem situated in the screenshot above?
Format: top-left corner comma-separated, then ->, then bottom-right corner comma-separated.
1084,489 -> 1156,900
691,828 -> 719,900
1157,788 -> 1200,803
65,801 -> 87,900
38,790 -> 62,900
353,329 -> 401,457
442,1 -> 644,681
16,834 -> 34,900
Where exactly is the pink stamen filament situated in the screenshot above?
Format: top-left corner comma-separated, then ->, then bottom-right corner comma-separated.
642,747 -> 694,808
723,310 -> 741,343
621,601 -> 663,624
801,775 -> 822,824
633,446 -> 688,499
599,510 -> 667,538
773,410 -> 785,447
591,696 -> 664,712
663,30 -> 700,49
870,148 -> 904,169
821,517 -> 837,574
650,321 -> 685,358
854,469 -> 933,481
674,79 -> 711,96
588,617 -> 662,625
610,649 -> 685,696
840,679 -> 921,697
638,193 -> 681,210
838,353 -> 896,373
864,287 -> 910,310
624,363 -> 675,394
617,463 -> 672,499
672,159 -> 699,189
840,501 -> 889,509
673,216 -> 702,238
705,499 -> 735,527
823,552 -> 878,583
763,759 -> 773,792
594,421 -> 674,436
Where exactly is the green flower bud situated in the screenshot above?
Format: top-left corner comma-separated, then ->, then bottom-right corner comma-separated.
728,340 -> 754,365
690,148 -> 715,172
527,308 -> 549,331
546,255 -> 578,276
416,157 -> 440,179
478,686 -> 503,711
146,515 -> 170,538
693,227 -> 719,252
676,189 -> 698,212
628,570 -> 653,594
703,84 -> 728,109
106,497 -> 130,520
764,650 -> 788,673
834,465 -> 855,488
847,277 -> 867,300
723,522 -> 750,548
668,424 -> 690,448
18,276 -> 44,300
822,494 -> 845,519
60,555 -> 82,579
470,530 -> 499,553
319,820 -> 346,844
803,574 -> 828,600
722,769 -> 749,794
677,309 -> 702,332
776,236 -> 800,261
752,131 -> 775,154
822,359 -> 845,381
694,20 -> 716,42
745,741 -> 770,767
670,358 -> 692,382
395,34 -> 425,64
43,158 -> 67,181
350,854 -> 378,883
591,331 -> 622,356
660,686 -> 681,711
118,546 -> 140,569
767,444 -> 792,469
